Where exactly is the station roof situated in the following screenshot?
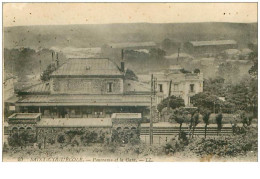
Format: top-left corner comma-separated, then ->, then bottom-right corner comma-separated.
51,58 -> 123,77
8,113 -> 41,120
20,82 -> 50,94
37,118 -> 112,128
111,113 -> 142,119
16,94 -> 150,107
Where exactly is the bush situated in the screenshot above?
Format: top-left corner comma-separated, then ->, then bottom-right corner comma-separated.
215,113 -> 223,134
111,129 -> 140,144
47,138 -> 55,145
8,131 -> 36,147
157,95 -> 185,113
188,127 -> 257,157
57,135 -> 65,143
80,131 -> 102,145
164,137 -> 188,155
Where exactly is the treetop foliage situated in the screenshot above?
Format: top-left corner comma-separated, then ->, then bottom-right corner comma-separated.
157,95 -> 185,112
170,107 -> 190,125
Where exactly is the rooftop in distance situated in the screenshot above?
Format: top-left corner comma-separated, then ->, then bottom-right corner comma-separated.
106,41 -> 156,49
189,40 -> 237,47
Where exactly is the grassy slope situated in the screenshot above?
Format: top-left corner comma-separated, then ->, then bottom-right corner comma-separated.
4,22 -> 257,49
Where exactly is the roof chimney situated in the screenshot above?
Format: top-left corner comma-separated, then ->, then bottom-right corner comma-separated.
121,49 -> 124,61
121,49 -> 125,72
121,62 -> 125,72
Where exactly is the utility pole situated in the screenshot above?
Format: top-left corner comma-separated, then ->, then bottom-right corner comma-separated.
167,80 -> 172,112
150,74 -> 154,145
121,49 -> 124,60
177,48 -> 180,63
39,60 -> 42,73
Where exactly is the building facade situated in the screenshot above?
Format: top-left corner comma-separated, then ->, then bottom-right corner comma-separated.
5,58 -> 152,145
7,112 -> 142,146
151,65 -> 203,106
14,58 -> 151,119
184,40 -> 238,55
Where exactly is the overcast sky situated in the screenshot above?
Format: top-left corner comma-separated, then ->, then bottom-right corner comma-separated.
3,3 -> 257,27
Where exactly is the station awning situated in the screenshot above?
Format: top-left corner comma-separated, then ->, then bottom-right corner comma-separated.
16,94 -> 150,107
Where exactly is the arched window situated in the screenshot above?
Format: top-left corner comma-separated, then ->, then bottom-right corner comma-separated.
116,127 -> 122,131
12,127 -> 18,133
19,127 -> 25,133
124,127 -> 129,131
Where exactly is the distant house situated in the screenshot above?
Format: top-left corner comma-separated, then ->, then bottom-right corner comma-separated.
101,41 -> 157,61
161,38 -> 182,52
104,41 -> 156,50
184,40 -> 238,55
139,65 -> 203,106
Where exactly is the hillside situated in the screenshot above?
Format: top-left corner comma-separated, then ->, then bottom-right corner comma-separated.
4,22 -> 257,49
3,22 -> 257,83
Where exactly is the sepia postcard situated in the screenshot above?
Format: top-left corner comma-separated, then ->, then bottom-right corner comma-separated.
2,2 -> 258,162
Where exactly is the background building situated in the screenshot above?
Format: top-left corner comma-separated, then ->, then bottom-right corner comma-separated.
139,65 -> 203,106
184,40 -> 238,55
101,41 -> 156,62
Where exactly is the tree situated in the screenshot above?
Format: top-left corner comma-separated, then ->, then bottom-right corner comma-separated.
161,38 -> 172,50
238,110 -> 253,127
201,109 -> 211,138
57,135 -> 65,143
225,79 -> 257,115
191,92 -> 223,113
8,131 -> 36,147
180,68 -> 191,74
194,68 -> 200,74
218,62 -> 239,83
215,113 -> 223,136
170,108 -> 189,138
125,68 -> 138,81
157,95 -> 185,113
191,111 -> 200,138
149,48 -> 166,59
41,63 -> 56,81
203,77 -> 226,96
